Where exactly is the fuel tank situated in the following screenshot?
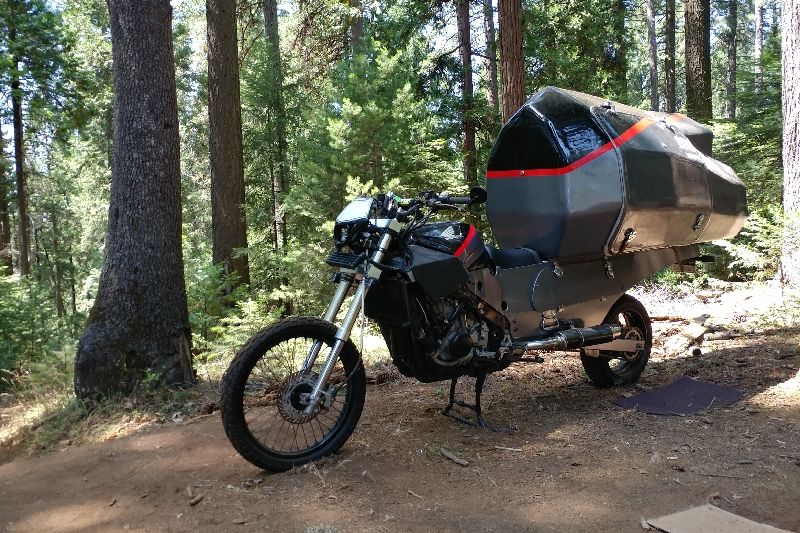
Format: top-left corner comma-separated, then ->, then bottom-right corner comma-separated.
411,222 -> 486,269
486,87 -> 747,263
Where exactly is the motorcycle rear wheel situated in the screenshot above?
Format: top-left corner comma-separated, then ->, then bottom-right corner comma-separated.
220,317 -> 366,471
580,294 -> 652,387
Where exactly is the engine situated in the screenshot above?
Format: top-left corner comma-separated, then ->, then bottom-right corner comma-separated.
421,298 -> 491,366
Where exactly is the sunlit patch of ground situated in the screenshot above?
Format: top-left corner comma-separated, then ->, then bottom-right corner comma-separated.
750,369 -> 800,416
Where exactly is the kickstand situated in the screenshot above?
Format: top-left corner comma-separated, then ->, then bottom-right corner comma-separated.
442,371 -> 506,432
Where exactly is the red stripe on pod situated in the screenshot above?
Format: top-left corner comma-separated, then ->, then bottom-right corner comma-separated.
454,224 -> 477,258
486,117 -> 655,179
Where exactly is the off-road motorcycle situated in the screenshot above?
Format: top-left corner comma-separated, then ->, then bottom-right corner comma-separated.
220,87 -> 747,471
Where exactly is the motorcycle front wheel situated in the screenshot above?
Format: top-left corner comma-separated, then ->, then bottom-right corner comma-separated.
220,317 -> 366,471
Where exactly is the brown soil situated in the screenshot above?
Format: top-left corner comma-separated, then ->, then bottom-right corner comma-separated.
1,285 -> 799,532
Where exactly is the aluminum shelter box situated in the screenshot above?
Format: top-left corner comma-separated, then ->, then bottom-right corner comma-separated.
485,87 -> 747,263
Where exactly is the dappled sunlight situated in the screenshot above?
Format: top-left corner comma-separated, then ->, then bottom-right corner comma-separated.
750,369 -> 800,411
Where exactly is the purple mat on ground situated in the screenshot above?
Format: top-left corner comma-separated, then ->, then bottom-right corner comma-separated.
615,376 -> 743,415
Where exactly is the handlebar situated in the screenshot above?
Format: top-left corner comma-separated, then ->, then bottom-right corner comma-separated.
438,194 -> 472,205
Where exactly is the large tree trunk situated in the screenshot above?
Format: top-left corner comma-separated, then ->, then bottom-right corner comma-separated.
0,133 -> 12,274
646,0 -> 659,110
457,0 -> 477,184
754,0 -> 764,96
498,0 -> 524,122
684,0 -> 712,120
264,0 -> 287,251
74,0 -> 193,399
207,0 -> 249,284
483,0 -> 499,119
665,0 -> 676,112
724,0 -> 738,119
781,0 -> 800,285
9,9 -> 30,276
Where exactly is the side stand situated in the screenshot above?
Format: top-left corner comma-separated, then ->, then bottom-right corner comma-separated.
442,371 -> 500,431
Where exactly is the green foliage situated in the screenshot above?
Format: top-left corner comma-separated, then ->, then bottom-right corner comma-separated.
524,0 -> 628,101
704,206 -> 784,281
0,276 -> 68,389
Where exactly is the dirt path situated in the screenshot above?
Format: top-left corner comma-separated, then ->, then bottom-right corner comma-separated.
2,287 -> 800,532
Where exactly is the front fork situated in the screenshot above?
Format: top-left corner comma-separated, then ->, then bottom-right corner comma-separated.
302,231 -> 393,414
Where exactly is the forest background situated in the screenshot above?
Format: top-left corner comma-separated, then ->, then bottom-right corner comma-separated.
0,0 -> 788,407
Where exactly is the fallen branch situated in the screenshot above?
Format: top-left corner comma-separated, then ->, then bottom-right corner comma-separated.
440,447 -> 469,467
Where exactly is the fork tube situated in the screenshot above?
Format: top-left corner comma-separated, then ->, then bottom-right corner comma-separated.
304,280 -> 367,413
304,232 -> 392,413
324,275 -> 353,322
301,275 -> 353,373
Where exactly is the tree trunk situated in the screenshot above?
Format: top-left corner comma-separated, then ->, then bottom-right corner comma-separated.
483,0 -> 499,119
207,0 -> 249,284
264,0 -> 287,250
9,12 -> 30,276
50,210 -> 65,318
646,0 -> 659,110
665,0 -> 676,112
754,0 -> 764,96
498,0 -> 524,122
782,0 -> 800,285
350,0 -> 363,53
724,0 -> 738,119
613,0 -> 628,101
458,0 -> 477,184
684,0 -> 712,120
74,0 -> 193,398
0,133 -> 12,274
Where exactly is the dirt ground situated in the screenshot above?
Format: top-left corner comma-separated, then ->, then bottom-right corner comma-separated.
1,284 -> 800,532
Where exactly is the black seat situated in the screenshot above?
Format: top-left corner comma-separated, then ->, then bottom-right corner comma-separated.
485,246 -> 542,269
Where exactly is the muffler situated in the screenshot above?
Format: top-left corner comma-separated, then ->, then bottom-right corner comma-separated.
520,324 -> 622,351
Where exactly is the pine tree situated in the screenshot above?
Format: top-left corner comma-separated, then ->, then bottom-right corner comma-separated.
685,0 -> 712,120
724,0 -> 738,118
646,0 -> 659,110
483,0 -> 499,119
207,0 -> 249,284
0,132 -> 11,274
457,0 -> 477,184
782,0 -> 800,284
499,0 -> 524,122
75,0 -> 193,398
665,0 -> 676,112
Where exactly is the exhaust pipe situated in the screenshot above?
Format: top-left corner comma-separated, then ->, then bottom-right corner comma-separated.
522,324 -> 622,351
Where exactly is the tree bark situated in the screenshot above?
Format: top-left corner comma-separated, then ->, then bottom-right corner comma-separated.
207,0 -> 249,284
264,0 -> 287,251
613,0 -> 628,101
458,0 -> 477,184
754,0 -> 764,96
8,5 -> 30,276
75,0 -> 193,398
0,133 -> 12,274
646,0 -> 659,110
483,0 -> 499,118
684,0 -> 712,120
665,0 -> 676,112
498,0 -> 524,122
724,0 -> 738,119
349,0 -> 363,53
781,0 -> 800,285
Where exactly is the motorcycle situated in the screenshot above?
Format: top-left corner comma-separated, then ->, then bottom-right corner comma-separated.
220,87 -> 747,471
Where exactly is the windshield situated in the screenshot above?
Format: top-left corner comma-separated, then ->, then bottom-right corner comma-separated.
336,197 -> 373,223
